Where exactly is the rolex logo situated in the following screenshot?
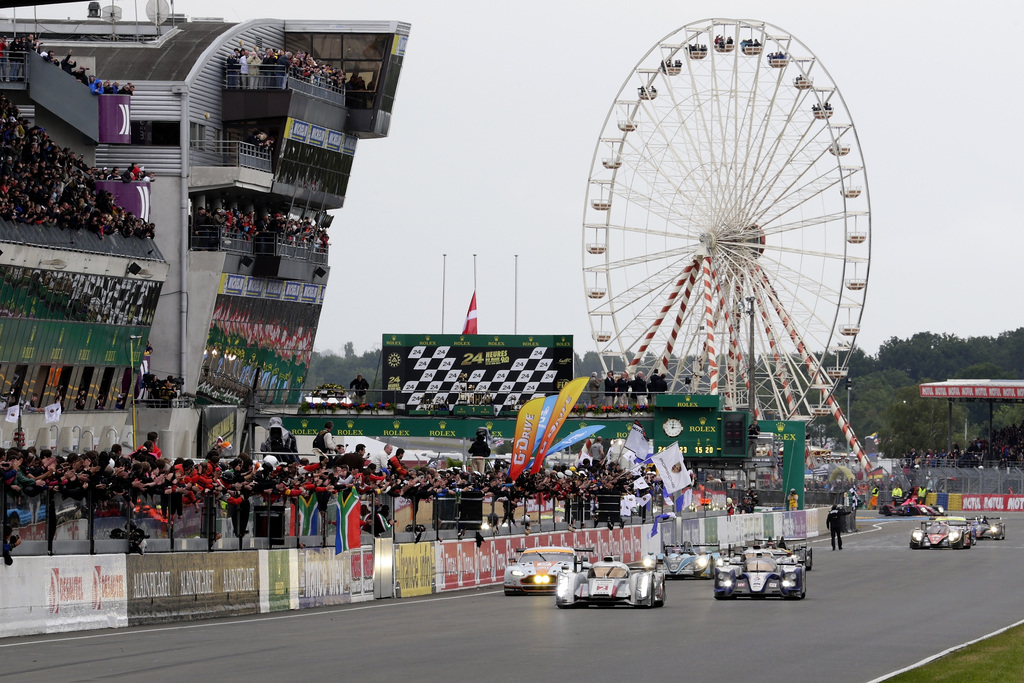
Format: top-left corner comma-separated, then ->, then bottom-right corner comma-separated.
776,422 -> 785,432
393,420 -> 401,429
699,416 -> 707,425
439,421 -> 447,429
301,420 -> 308,428
346,420 -> 354,429
485,421 -> 493,429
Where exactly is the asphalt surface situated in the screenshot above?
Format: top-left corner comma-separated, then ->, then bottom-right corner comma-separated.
3,513 -> 1023,683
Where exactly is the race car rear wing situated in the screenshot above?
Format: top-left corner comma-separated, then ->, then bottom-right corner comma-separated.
572,548 -> 595,572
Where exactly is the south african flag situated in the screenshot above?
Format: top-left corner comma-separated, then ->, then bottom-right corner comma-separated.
296,494 -> 320,536
335,490 -> 361,554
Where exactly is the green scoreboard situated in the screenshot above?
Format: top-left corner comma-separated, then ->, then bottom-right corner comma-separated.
653,394 -> 749,460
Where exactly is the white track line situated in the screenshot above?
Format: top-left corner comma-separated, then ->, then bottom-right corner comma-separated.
866,616 -> 1024,682
806,520 -> 893,544
0,588 -> 503,649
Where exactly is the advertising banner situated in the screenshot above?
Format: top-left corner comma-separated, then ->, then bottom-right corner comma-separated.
298,547 -> 365,608
95,179 -> 150,221
350,547 -> 374,598
435,526 -> 643,592
960,494 -> 1024,512
704,517 -> 719,546
395,542 -> 434,597
260,548 -> 295,612
96,94 -> 131,144
679,518 -> 701,544
0,554 -> 127,638
127,552 -> 259,625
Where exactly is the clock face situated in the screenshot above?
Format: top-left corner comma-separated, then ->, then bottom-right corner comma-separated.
663,418 -> 683,438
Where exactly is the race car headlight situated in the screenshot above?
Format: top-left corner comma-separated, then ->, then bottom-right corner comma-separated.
782,574 -> 796,588
536,574 -> 551,584
991,526 -> 999,533
719,578 -> 732,587
715,557 -> 727,567
912,531 -> 923,541
949,531 -> 961,541
695,555 -> 709,568
510,570 -> 525,577
556,575 -> 570,598
642,556 -> 656,569
637,574 -> 650,597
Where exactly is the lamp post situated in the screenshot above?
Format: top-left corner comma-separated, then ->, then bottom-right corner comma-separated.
129,335 -> 141,448
846,377 -> 852,432
745,297 -> 755,413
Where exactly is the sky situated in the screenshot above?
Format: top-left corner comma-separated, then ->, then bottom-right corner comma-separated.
20,1 -> 1024,359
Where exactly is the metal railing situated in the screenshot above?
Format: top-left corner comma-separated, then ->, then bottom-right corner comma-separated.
223,65 -> 348,106
189,226 -> 328,264
1,477 -> 667,555
189,140 -> 272,172
299,389 -> 672,416
0,51 -> 31,83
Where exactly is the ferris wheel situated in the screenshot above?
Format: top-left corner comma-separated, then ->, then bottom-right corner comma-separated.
583,18 -> 870,465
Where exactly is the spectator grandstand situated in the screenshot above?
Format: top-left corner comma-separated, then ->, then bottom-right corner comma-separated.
0,95 -> 154,239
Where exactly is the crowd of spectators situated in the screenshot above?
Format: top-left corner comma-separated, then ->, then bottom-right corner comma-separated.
191,204 -> 329,251
224,45 -> 374,97
0,430 -> 666,550
898,424 -> 1024,468
0,35 -> 133,95
227,47 -> 344,92
0,95 -> 155,239
0,34 -> 36,82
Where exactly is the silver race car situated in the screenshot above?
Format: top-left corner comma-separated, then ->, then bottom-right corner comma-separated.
504,546 -> 584,595
555,555 -> 666,608
658,542 -> 720,579
713,544 -> 807,600
970,516 -> 1006,541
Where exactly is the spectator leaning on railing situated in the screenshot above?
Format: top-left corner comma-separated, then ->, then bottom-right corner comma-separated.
0,438 -> 663,558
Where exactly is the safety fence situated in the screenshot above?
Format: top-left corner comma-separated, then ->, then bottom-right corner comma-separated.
1,483 -> 691,556
0,505 -> 830,638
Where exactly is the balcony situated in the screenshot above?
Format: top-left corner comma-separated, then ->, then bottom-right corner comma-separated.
189,140 -> 274,192
0,51 -> 29,90
190,140 -> 272,172
190,226 -> 328,265
223,65 -> 348,108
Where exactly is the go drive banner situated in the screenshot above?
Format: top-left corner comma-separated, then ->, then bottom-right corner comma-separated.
127,552 -> 259,625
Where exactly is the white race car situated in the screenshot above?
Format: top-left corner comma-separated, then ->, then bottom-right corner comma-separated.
503,547 -> 584,595
555,555 -> 666,608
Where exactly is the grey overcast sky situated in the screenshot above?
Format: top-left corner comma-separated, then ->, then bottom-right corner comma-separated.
21,1 -> 1024,358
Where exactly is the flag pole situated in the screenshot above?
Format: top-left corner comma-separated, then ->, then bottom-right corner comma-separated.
514,254 -> 519,334
473,253 -> 477,294
441,253 -> 447,334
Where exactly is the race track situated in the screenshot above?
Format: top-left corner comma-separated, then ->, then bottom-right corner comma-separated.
3,513 -> 1023,683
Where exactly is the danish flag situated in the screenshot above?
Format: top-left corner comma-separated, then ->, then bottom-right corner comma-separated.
462,292 -> 478,334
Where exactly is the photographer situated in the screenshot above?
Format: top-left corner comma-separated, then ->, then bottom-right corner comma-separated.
467,428 -> 490,460
3,522 -> 21,566
260,416 -> 299,463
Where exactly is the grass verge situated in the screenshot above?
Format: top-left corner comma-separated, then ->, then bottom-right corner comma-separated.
886,622 -> 1024,682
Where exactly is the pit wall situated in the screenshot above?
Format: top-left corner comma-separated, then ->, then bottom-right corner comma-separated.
0,509 -> 826,639
0,546 -> 374,638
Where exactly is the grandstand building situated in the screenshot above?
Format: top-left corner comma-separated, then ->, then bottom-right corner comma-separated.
0,10 -> 409,459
